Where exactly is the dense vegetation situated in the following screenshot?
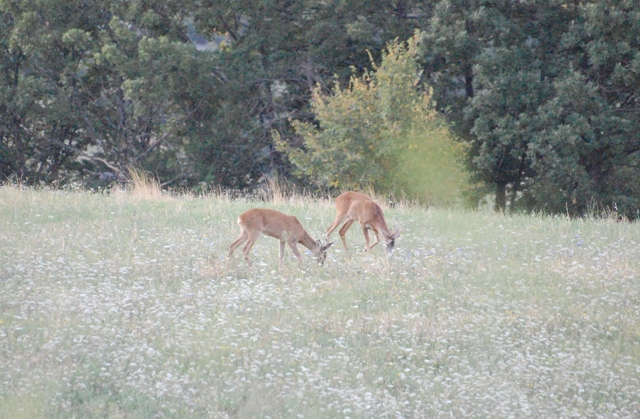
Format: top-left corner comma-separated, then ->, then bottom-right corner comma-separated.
1,1 -> 639,216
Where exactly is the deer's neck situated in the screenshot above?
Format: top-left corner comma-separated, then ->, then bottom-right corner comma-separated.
367,204 -> 390,236
371,217 -> 390,237
298,231 -> 318,252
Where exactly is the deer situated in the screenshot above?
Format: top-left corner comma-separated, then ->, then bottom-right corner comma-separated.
227,208 -> 334,269
325,191 -> 400,254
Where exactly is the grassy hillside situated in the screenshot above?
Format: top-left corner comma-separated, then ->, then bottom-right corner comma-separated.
0,186 -> 639,418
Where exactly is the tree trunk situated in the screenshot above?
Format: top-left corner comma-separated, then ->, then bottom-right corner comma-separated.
464,19 -> 474,98
509,152 -> 527,213
495,181 -> 507,213
464,63 -> 474,98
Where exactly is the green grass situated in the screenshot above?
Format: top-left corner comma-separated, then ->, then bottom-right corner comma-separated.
0,186 -> 639,417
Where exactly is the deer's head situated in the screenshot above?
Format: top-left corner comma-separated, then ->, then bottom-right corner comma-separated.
384,227 -> 401,254
314,240 -> 335,265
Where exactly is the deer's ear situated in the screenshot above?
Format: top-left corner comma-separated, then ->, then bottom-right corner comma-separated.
392,227 -> 401,238
322,241 -> 335,251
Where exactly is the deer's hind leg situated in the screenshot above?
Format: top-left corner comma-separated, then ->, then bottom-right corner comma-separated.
228,229 -> 249,257
241,230 -> 261,267
326,213 -> 348,239
338,219 -> 355,251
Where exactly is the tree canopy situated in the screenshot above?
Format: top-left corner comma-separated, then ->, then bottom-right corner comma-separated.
1,0 -> 639,217
422,0 -> 640,217
278,33 -> 467,205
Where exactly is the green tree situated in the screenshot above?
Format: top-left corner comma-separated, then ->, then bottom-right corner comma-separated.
1,0 -> 435,189
422,0 -> 640,217
525,1 -> 640,217
423,0 -> 575,211
0,0 -> 103,184
190,0 -> 431,188
278,33 -> 467,205
0,0 -> 224,187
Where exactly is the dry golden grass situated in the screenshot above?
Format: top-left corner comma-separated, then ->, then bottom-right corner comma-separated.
125,167 -> 163,199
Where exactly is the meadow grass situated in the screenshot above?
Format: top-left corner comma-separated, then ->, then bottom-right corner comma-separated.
0,185 -> 639,418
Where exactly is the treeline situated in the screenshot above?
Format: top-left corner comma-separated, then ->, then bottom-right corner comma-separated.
1,1 -> 639,217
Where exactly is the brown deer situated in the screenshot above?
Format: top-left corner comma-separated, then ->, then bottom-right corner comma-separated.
325,191 -> 400,254
228,208 -> 334,269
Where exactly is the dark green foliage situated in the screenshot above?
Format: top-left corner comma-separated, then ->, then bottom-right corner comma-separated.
0,0 -> 215,187
422,0 -> 640,217
1,0 -> 639,217
0,0 -> 430,190
189,0 -> 430,188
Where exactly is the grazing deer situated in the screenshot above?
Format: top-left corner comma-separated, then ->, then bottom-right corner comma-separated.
228,208 -> 334,269
325,191 -> 400,254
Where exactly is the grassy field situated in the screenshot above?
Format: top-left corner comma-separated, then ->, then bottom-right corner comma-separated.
0,186 -> 639,418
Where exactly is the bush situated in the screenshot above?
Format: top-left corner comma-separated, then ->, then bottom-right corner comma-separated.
277,31 -> 468,205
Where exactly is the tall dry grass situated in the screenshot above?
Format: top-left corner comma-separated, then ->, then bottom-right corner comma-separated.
125,167 -> 163,199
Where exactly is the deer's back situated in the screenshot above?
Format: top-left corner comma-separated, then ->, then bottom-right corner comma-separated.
336,191 -> 373,209
238,208 -> 302,239
347,198 -> 383,224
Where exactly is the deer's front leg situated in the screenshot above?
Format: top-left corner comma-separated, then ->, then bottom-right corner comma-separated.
361,224 -> 372,251
288,241 -> 305,264
368,228 -> 381,250
278,240 -> 286,270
